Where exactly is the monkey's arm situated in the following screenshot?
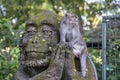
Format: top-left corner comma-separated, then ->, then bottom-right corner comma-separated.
60,24 -> 66,42
70,26 -> 81,45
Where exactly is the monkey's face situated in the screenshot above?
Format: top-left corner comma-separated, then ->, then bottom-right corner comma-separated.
65,13 -> 79,25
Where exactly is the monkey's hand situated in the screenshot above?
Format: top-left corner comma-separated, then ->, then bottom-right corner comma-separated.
58,41 -> 68,49
67,42 -> 74,49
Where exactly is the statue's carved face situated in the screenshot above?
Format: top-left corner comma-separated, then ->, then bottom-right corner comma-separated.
20,21 -> 59,67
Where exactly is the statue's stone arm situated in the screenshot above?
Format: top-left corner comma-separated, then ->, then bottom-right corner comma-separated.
14,67 -> 30,80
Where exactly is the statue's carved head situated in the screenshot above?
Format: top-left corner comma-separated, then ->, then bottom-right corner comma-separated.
19,10 -> 61,68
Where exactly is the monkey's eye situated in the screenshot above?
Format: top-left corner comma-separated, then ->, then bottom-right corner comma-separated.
75,16 -> 78,18
65,14 -> 68,17
71,15 -> 76,18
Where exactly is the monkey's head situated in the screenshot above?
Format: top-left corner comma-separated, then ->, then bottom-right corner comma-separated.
64,13 -> 79,25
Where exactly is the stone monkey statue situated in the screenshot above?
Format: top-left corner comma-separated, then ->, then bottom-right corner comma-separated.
14,10 -> 98,80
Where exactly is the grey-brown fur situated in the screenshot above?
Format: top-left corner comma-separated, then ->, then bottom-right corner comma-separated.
60,13 -> 88,77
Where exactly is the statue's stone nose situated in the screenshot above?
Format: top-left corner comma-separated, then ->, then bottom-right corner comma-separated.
31,36 -> 38,44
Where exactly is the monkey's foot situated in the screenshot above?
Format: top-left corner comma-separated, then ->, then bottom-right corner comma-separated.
66,42 -> 74,49
79,72 -> 88,80
79,72 -> 86,78
73,53 -> 80,58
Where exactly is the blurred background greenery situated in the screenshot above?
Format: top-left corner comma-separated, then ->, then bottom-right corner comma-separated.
0,0 -> 120,80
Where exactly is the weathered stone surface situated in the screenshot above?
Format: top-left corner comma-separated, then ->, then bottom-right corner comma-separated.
14,10 -> 98,80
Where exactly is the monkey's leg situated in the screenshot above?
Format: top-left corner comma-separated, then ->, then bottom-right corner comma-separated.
80,53 -> 87,77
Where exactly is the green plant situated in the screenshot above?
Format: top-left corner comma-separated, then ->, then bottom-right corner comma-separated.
0,18 -> 24,80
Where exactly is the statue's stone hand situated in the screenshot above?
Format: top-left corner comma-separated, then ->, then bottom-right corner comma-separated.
58,41 -> 74,50
58,41 -> 68,49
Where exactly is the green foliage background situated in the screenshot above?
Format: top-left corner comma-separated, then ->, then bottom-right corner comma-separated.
0,18 -> 25,80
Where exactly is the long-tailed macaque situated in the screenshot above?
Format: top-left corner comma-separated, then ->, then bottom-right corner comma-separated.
59,13 -> 87,77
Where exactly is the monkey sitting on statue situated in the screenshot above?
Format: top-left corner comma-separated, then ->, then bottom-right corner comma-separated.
59,13 -> 88,77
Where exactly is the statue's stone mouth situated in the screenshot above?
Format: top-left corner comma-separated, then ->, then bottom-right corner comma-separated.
20,51 -> 51,67
25,47 -> 49,53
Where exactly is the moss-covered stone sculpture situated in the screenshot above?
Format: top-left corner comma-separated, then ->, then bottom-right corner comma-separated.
14,10 -> 98,80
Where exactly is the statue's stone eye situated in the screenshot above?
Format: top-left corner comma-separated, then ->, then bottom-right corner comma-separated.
26,27 -> 36,34
42,25 -> 53,35
48,31 -> 52,35
42,30 -> 52,35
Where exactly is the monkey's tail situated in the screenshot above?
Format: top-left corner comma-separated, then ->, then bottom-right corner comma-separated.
87,54 -> 98,80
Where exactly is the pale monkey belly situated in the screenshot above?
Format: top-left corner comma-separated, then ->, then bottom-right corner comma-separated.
73,43 -> 84,56
66,32 -> 73,42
